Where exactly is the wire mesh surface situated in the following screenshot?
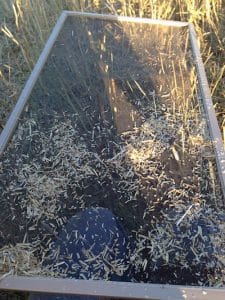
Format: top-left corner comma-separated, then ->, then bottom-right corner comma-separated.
0,15 -> 225,286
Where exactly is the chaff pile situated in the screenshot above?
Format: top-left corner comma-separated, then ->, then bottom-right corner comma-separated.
0,101 -> 225,285
0,18 -> 225,286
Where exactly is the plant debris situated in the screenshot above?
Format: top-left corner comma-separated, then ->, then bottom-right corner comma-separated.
0,17 -> 225,286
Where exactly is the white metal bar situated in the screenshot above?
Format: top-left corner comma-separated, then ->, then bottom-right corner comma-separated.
64,10 -> 189,27
189,23 -> 225,198
1,276 -> 225,300
0,11 -> 68,157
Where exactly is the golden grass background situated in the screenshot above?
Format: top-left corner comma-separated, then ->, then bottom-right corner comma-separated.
0,0 -> 225,135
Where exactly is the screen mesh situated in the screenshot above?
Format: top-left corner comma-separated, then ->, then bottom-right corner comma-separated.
0,16 -> 224,286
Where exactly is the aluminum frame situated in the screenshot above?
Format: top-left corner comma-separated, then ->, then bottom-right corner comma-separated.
188,23 -> 225,195
1,11 -> 225,299
1,276 -> 225,300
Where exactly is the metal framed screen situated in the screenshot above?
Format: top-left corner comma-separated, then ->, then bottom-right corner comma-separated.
0,11 -> 225,300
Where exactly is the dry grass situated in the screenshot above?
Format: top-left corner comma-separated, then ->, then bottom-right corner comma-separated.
0,0 -> 225,132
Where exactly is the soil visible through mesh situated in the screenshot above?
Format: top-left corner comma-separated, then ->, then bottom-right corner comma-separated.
0,16 -> 225,286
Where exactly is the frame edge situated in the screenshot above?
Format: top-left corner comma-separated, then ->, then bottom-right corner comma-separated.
0,11 -> 68,157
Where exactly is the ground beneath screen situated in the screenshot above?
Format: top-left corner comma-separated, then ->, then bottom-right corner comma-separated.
1,17 -> 225,286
